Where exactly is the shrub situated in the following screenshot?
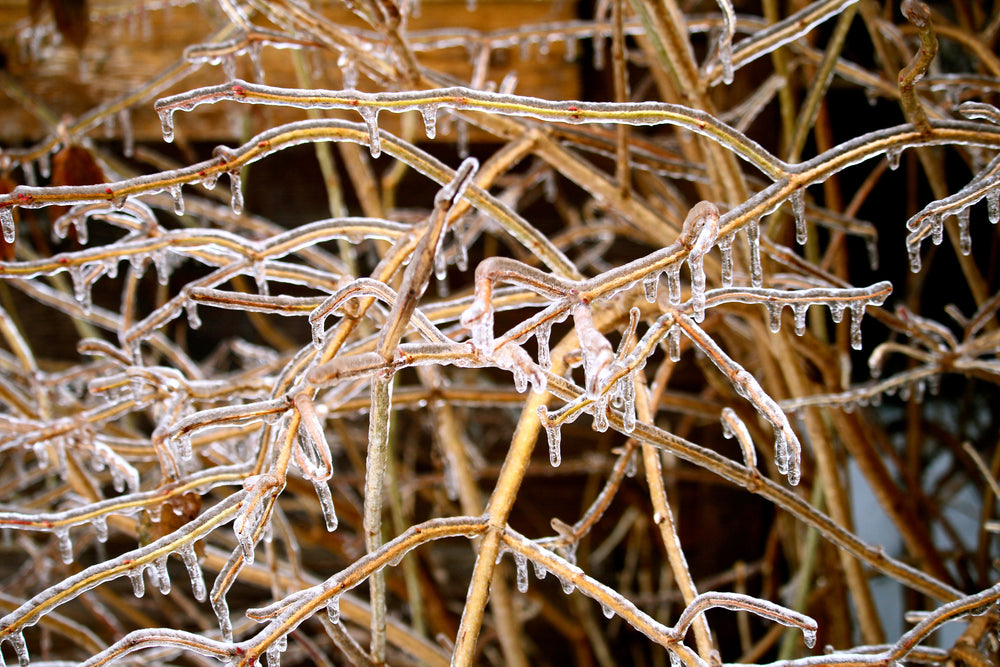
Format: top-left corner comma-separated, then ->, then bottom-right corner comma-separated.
0,0 -> 998,664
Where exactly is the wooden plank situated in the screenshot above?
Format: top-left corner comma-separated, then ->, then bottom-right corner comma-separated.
0,0 -> 580,144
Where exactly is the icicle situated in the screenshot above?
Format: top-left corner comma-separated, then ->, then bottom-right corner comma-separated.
201,170 -> 219,190
624,450 -> 638,477
70,265 -> 93,313
643,271 -> 659,302
223,54 -> 236,81
564,36 -> 578,62
849,303 -> 866,350
792,304 -> 808,336
420,105 -> 438,139
747,219 -> 762,287
185,300 -> 202,330
988,190 -> 999,224
154,556 -> 171,594
531,560 -> 547,580
0,207 -> 14,244
766,302 -> 782,333
865,237 -> 879,271
326,596 -> 341,624
720,233 -> 734,287
22,160 -> 36,187
248,41 -> 264,83
229,171 -> 244,215
457,119 -> 469,159
536,321 -> 552,369
252,261 -> 268,295
213,596 -> 233,642
129,568 -> 145,597
73,215 -> 89,245
593,34 -> 606,70
91,514 -> 109,543
666,264 -> 681,305
620,377 -> 636,433
667,325 -> 681,362
337,52 -> 358,90
168,183 -> 185,216
592,393 -> 610,432
907,241 -> 922,273
55,526 -> 73,563
179,543 -> 207,601
462,295 -> 494,352
804,627 -> 817,649
153,250 -> 172,286
39,151 -> 51,179
266,643 -> 281,667
159,108 -> 175,143
956,208 -> 971,255
601,603 -> 615,619
559,575 -> 574,595
886,147 -> 902,170
314,481 -> 339,531
358,108 -> 381,158
689,252 -> 707,322
547,418 -> 563,465
514,552 -> 528,593
120,108 -> 134,158
930,213 -> 944,245
4,631 -> 28,667
791,189 -> 807,245
434,250 -> 448,282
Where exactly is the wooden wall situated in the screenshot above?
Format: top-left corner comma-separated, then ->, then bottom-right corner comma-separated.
0,0 -> 580,145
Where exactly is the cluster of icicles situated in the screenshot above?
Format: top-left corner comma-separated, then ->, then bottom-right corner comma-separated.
0,188 -> 894,666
